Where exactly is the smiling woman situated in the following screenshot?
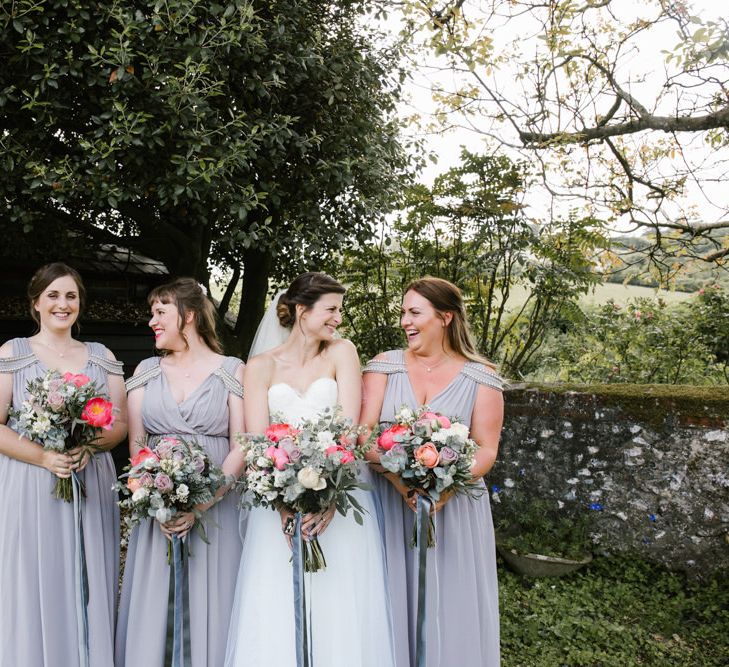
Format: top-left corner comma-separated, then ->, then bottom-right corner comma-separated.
0,262 -> 128,666
115,276 -> 245,667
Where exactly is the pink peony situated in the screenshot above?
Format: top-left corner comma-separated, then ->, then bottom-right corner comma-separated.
63,372 -> 91,388
131,447 -> 159,467
81,397 -> 115,429
377,424 -> 410,451
264,445 -> 290,470
414,442 -> 440,469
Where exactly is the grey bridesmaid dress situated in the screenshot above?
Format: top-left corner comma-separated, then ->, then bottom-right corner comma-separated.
115,355 -> 244,667
0,338 -> 121,667
364,349 -> 503,667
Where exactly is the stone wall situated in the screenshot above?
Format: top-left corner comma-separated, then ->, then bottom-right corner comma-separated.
489,384 -> 729,575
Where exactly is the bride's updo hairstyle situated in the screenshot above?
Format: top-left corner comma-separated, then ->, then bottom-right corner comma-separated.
28,262 -> 86,334
405,276 -> 496,369
276,272 -> 345,329
148,277 -> 223,354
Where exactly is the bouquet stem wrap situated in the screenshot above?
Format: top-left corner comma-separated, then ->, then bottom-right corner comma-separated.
72,471 -> 90,667
165,535 -> 191,667
292,513 -> 313,667
415,495 -> 433,667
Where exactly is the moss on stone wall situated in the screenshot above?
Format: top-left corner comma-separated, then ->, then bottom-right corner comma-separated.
506,383 -> 729,428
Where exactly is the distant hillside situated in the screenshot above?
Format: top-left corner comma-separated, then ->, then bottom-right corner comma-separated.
606,229 -> 729,291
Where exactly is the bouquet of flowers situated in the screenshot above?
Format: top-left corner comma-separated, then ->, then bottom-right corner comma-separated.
238,407 -> 367,571
115,436 -> 226,545
10,370 -> 115,501
377,405 -> 482,546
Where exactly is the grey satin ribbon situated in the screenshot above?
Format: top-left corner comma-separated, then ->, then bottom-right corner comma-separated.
292,513 -> 312,667
71,471 -> 90,667
415,495 -> 433,667
164,535 -> 191,667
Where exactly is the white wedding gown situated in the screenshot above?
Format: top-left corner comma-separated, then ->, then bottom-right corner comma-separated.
224,378 -> 396,667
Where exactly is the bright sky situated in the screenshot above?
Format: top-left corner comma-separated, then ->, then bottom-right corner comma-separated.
390,0 -> 727,228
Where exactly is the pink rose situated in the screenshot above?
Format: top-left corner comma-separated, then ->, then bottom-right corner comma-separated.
81,397 -> 115,429
421,411 -> 451,429
139,472 -> 154,487
127,477 -> 142,492
414,442 -> 440,468
155,437 -> 180,457
265,423 -> 299,443
47,391 -> 65,411
63,372 -> 91,388
154,473 -> 173,492
377,424 -> 410,452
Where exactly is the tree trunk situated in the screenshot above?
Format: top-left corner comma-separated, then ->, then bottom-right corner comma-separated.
233,247 -> 273,359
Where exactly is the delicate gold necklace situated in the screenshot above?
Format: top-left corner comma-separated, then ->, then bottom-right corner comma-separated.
412,352 -> 449,373
36,337 -> 75,358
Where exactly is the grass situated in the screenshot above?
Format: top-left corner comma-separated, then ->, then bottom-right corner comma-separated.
499,554 -> 729,666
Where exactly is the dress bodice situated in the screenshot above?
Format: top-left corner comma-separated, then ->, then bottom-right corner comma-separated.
267,377 -> 338,425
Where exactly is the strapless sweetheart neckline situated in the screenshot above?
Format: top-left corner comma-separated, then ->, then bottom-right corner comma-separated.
268,377 -> 337,399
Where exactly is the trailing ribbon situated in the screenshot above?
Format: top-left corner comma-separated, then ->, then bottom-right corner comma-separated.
292,513 -> 313,667
415,495 -> 433,667
71,471 -> 90,667
164,535 -> 191,667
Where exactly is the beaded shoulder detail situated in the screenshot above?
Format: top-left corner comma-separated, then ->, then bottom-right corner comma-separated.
362,358 -> 406,375
125,363 -> 161,393
0,353 -> 36,373
88,353 -> 124,377
213,366 -> 244,399
461,363 -> 504,392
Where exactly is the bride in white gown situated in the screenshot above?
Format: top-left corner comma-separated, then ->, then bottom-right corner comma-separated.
224,272 -> 396,667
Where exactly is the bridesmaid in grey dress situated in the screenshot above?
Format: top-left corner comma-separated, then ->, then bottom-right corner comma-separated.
115,277 -> 245,667
361,277 -> 504,667
0,263 -> 127,667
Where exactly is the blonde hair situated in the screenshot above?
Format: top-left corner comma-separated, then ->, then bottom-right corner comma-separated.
405,276 -> 495,369
148,277 -> 223,354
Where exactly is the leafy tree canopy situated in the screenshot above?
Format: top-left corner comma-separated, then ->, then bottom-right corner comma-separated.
0,0 -> 410,352
394,0 -> 729,274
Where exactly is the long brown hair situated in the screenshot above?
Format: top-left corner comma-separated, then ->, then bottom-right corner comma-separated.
405,276 -> 495,369
27,262 -> 86,334
148,278 -> 223,354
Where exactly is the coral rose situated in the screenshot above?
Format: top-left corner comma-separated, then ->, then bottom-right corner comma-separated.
63,372 -> 91,388
377,423 -> 410,451
414,442 -> 440,468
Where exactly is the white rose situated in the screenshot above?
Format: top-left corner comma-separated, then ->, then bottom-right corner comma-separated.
297,466 -> 327,490
176,484 -> 189,500
430,429 -> 450,444
131,487 -> 150,502
448,422 -> 470,440
316,430 -> 336,450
